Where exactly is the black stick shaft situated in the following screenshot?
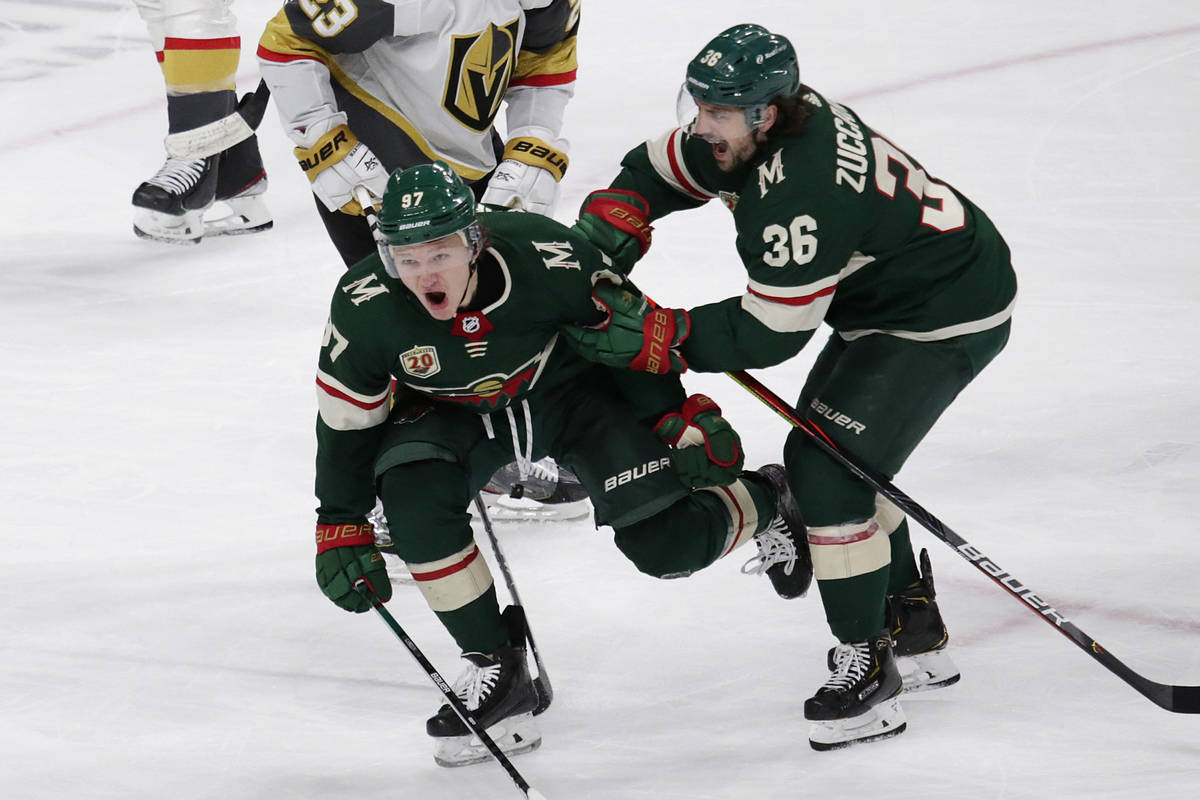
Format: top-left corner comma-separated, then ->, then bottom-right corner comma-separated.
355,584 -> 544,797
474,493 -> 554,714
728,369 -> 1200,714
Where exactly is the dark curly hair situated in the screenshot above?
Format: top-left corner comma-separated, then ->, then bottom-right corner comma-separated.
763,85 -> 816,141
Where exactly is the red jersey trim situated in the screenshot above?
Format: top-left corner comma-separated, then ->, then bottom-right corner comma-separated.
164,37 -> 241,51
257,45 -> 324,65
316,377 -> 389,411
746,283 -> 837,307
510,69 -> 577,87
665,129 -> 712,201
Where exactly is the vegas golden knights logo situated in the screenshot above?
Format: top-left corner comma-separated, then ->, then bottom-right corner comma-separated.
443,20 -> 520,132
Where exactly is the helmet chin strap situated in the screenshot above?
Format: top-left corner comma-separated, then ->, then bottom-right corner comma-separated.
457,259 -> 481,312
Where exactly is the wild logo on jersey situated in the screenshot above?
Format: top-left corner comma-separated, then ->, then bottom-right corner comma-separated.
400,349 -> 549,413
443,19 -> 520,133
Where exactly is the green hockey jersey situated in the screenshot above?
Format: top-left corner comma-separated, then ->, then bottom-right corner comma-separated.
314,210 -> 618,520
610,87 -> 1018,371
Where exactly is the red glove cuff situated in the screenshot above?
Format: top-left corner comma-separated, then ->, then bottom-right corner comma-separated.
680,393 -> 721,422
580,189 -> 653,255
315,522 -> 376,554
630,308 -> 690,374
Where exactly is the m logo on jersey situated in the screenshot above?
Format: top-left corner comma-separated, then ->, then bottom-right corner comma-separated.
533,241 -> 581,270
444,20 -> 520,132
342,273 -> 389,306
757,149 -> 785,198
400,345 -> 440,378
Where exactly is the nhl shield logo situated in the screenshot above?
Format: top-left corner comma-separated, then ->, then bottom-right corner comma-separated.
400,345 -> 440,379
461,315 -> 481,334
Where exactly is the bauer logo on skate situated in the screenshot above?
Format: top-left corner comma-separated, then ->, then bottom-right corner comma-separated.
957,543 -> 1069,626
604,457 -> 672,492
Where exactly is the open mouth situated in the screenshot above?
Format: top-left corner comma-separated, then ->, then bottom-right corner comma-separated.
712,140 -> 729,159
425,291 -> 447,307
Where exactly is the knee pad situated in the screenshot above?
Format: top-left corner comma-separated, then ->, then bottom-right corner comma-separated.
378,460 -> 474,559
784,426 -> 875,525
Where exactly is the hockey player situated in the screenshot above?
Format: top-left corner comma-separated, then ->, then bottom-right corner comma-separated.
565,24 -> 1017,749
257,0 -> 580,268
312,161 -> 812,766
258,0 -> 583,515
131,0 -> 272,244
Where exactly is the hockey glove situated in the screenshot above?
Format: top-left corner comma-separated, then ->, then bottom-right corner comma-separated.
571,189 -> 653,273
655,394 -> 744,488
294,115 -> 388,216
563,280 -> 689,374
480,132 -> 569,215
315,522 -> 392,613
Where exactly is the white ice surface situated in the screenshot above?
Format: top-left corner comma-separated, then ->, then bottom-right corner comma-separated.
3,2 -> 1199,798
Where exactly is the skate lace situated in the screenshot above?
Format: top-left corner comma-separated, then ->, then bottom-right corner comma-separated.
822,642 -> 871,692
452,656 -> 502,711
526,457 -> 559,483
740,515 -> 797,576
145,158 -> 207,195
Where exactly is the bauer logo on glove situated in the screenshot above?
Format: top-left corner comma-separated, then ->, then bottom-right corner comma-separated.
480,133 -> 569,215
563,279 -> 690,375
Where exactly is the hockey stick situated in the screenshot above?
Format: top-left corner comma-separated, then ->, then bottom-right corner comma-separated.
164,80 -> 271,159
354,582 -> 550,800
727,368 -> 1200,714
474,493 -> 555,715
357,185 -> 383,238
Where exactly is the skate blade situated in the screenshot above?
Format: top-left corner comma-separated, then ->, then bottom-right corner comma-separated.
809,698 -> 907,751
478,495 -> 592,522
897,649 -> 961,694
132,208 -> 204,245
433,712 -> 541,767
204,196 -> 273,237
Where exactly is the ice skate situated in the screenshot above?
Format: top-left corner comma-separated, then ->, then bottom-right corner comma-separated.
132,156 -> 217,244
740,463 -> 812,598
805,630 -> 906,750
890,548 -> 960,693
481,457 -> 591,521
427,607 -> 541,767
205,173 -> 273,237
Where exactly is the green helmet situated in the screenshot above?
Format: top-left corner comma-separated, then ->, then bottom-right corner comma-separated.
377,160 -> 479,246
685,24 -> 800,123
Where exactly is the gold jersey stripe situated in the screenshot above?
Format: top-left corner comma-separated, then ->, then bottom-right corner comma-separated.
512,36 -> 578,84
161,48 -> 239,93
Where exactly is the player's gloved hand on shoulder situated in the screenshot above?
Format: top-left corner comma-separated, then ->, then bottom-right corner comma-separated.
315,521 -> 392,612
655,394 -> 744,488
293,113 -> 388,216
563,279 -> 689,374
480,130 -> 569,215
571,189 -> 653,273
